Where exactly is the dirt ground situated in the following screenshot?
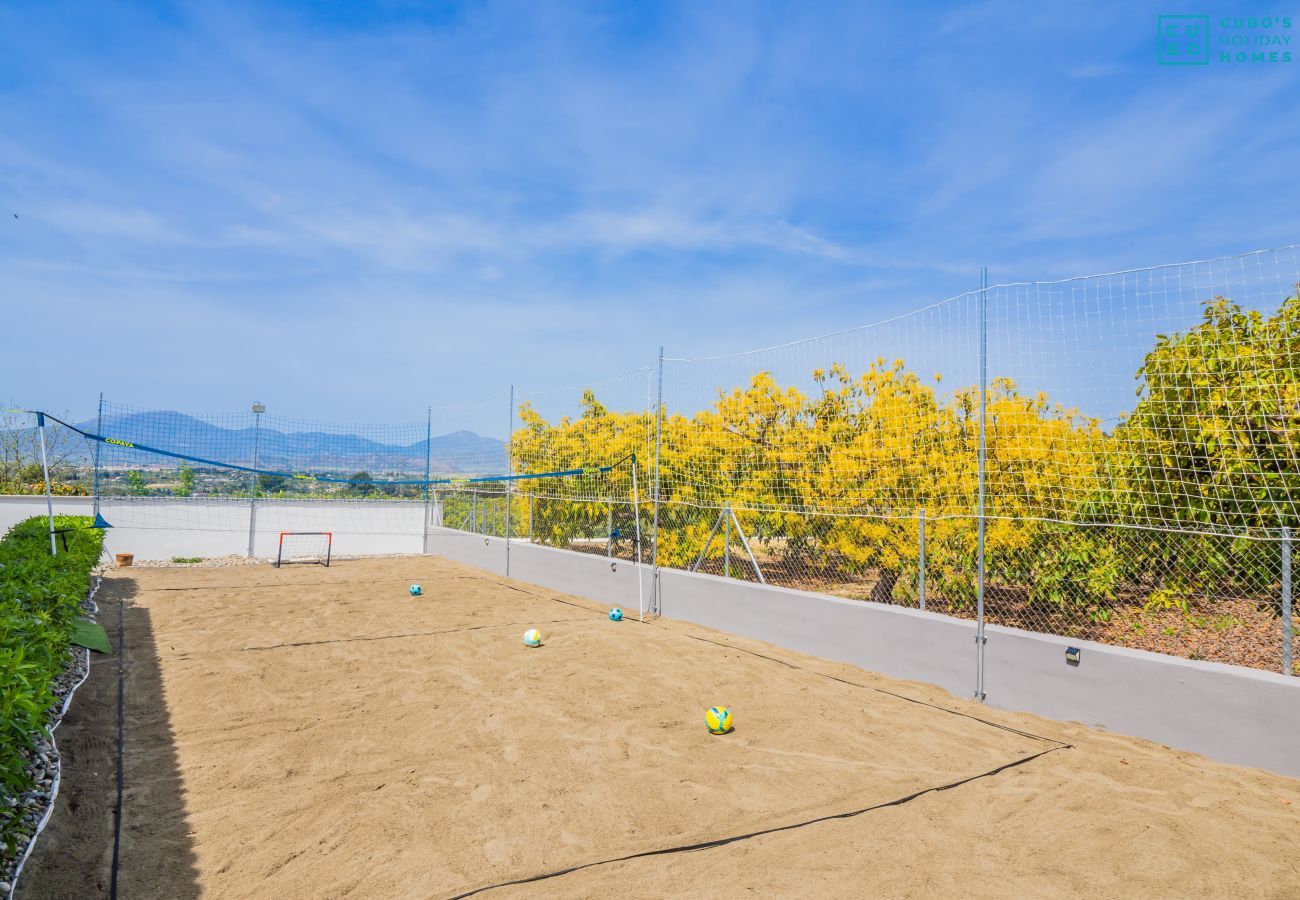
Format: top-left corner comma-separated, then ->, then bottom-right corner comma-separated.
23,556 -> 1300,899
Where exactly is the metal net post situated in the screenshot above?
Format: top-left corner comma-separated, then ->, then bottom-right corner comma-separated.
247,403 -> 263,558
423,407 -> 432,553
724,502 -> 731,578
631,453 -> 645,620
651,347 -> 664,614
506,386 -> 514,575
92,391 -> 103,520
918,508 -> 926,610
35,412 -> 56,556
976,265 -> 988,701
1284,528 -> 1293,676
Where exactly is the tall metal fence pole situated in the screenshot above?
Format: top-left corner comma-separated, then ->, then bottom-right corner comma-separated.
247,403 -> 263,558
918,508 -> 926,610
505,386 -> 514,577
1283,527 -> 1293,676
651,347 -> 664,614
92,392 -> 103,521
630,454 -> 646,620
724,502 -> 731,579
36,413 -> 56,556
976,266 -> 988,701
423,406 -> 432,554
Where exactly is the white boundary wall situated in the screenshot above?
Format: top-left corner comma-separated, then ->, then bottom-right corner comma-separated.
3,496 -> 1296,779
0,495 -> 425,559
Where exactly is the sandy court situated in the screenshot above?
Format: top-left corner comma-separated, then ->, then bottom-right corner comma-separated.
43,556 -> 1300,898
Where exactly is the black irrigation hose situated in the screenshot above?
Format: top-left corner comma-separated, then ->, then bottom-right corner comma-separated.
106,564 -> 1070,896
110,592 -> 125,900
484,578 -> 614,617
675,631 -> 1067,747
133,573 -> 544,594
141,570 -> 1054,743
135,578 -> 426,593
445,743 -> 1070,899
388,573 -> 1071,896
482,577 -> 1071,748
233,616 -> 591,654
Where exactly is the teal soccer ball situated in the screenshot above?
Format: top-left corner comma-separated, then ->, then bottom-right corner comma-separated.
409,584 -> 422,597
608,607 -> 623,621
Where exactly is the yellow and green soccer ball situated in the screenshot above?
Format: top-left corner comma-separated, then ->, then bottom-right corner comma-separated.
705,706 -> 733,734
522,628 -> 542,648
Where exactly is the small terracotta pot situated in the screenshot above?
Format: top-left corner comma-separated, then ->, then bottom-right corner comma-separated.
115,553 -> 134,567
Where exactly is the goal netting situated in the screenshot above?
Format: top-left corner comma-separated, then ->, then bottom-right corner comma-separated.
275,531 -> 333,567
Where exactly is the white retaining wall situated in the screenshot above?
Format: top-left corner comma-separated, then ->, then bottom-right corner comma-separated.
0,495 -> 426,559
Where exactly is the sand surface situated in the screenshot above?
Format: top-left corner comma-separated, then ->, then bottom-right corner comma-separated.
24,557 -> 1300,898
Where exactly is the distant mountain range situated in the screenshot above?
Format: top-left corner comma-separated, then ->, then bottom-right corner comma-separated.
25,411 -> 507,475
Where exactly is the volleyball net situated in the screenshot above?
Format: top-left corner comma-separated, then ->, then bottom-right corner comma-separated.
23,401 -> 635,547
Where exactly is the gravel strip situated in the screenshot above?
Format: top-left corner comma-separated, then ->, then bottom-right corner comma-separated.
128,554 -> 268,569
0,584 -> 99,897
123,553 -> 415,569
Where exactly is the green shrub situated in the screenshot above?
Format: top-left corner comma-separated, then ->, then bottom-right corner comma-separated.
0,515 -> 104,851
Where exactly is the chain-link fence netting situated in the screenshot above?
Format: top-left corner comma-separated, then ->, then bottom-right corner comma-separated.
8,244 -> 1298,674
564,245 -> 1298,675
432,373 -> 654,564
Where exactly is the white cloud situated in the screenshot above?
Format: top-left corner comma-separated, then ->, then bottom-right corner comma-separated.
1,0 -> 1297,422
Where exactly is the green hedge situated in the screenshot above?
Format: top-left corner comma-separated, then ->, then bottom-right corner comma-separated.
0,516 -> 104,851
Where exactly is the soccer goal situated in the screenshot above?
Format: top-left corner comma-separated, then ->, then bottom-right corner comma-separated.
275,532 -> 333,567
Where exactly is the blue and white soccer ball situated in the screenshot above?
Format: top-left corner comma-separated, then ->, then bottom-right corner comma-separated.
409,584 -> 422,597
608,607 -> 624,621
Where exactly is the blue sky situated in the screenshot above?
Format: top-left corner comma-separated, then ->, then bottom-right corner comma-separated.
2,1 -> 1298,434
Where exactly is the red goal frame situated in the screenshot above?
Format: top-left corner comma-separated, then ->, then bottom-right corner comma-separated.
274,531 -> 333,567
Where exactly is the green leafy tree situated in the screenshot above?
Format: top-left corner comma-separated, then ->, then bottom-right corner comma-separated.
178,462 -> 195,497
257,473 -> 287,496
1108,291 -> 1300,603
0,406 -> 81,494
1117,293 -> 1299,532
18,463 -> 43,484
348,471 -> 375,497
